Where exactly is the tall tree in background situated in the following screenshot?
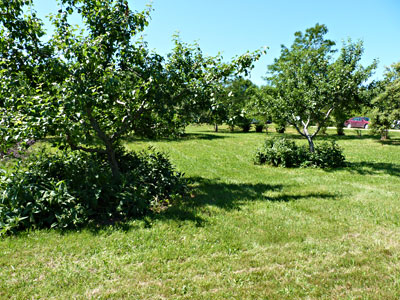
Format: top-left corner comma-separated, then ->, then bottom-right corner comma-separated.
268,24 -> 375,151
224,78 -> 257,132
370,62 -> 400,140
330,40 -> 377,135
249,85 -> 287,133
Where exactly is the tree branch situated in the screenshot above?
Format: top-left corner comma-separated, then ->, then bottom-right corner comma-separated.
86,107 -> 112,145
311,106 -> 334,138
291,114 -> 306,137
111,99 -> 147,141
303,117 -> 310,128
324,106 -> 334,120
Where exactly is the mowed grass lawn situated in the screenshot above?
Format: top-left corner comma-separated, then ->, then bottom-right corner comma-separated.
1,125 -> 400,299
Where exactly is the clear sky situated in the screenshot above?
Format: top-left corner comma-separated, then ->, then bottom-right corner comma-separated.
33,0 -> 400,86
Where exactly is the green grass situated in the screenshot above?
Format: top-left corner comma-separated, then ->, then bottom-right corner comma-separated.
1,125 -> 400,299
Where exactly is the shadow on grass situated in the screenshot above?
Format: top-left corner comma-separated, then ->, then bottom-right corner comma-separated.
123,132 -> 226,144
186,177 -> 284,210
84,178 -> 283,234
378,138 -> 400,146
282,132 -> 378,141
190,177 -> 337,205
343,161 -> 400,177
83,176 -> 337,234
157,177 -> 335,219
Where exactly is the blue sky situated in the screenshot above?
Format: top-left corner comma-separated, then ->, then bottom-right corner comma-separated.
33,0 -> 400,85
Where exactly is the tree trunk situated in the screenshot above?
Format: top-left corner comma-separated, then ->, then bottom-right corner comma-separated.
66,134 -> 121,181
86,108 -> 121,181
106,144 -> 121,181
334,114 -> 346,135
380,129 -> 389,140
306,135 -> 315,152
215,123 -> 218,132
336,124 -> 345,136
301,124 -> 315,153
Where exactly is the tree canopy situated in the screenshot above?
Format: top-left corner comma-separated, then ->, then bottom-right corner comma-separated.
329,40 -> 377,135
370,62 -> 400,139
0,0 -> 264,179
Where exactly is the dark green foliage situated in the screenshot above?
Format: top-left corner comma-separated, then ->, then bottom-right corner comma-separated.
0,148 -> 187,235
254,137 -> 345,168
309,141 -> 346,168
254,138 -> 308,167
275,123 -> 286,133
370,62 -> 400,140
236,117 -> 252,132
255,123 -> 264,133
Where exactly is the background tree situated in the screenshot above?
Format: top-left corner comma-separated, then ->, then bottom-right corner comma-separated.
222,78 -> 257,132
165,39 -> 264,133
203,96 -> 227,132
268,24 -> 374,151
249,84 -> 287,133
329,40 -> 377,135
370,62 -> 400,139
244,84 -> 266,132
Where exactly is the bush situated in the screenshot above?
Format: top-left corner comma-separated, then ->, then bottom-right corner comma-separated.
254,138 -> 308,167
309,141 -> 346,168
254,137 -> 346,168
0,148 -> 188,235
275,123 -> 286,133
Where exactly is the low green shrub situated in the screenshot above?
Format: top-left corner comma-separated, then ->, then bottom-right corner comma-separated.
254,138 -> 310,167
309,141 -> 346,168
275,123 -> 286,133
0,148 -> 188,235
254,137 -> 346,168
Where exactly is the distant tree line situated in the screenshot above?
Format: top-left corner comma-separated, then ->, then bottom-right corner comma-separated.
202,24 -> 398,146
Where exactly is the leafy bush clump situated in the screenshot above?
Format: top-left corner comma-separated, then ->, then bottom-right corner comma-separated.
0,148 -> 188,235
275,123 -> 286,133
254,138 -> 307,167
309,141 -> 346,168
254,137 -> 346,168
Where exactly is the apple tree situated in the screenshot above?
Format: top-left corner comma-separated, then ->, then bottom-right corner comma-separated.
267,24 -> 375,151
1,0 -> 263,180
370,62 -> 400,139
